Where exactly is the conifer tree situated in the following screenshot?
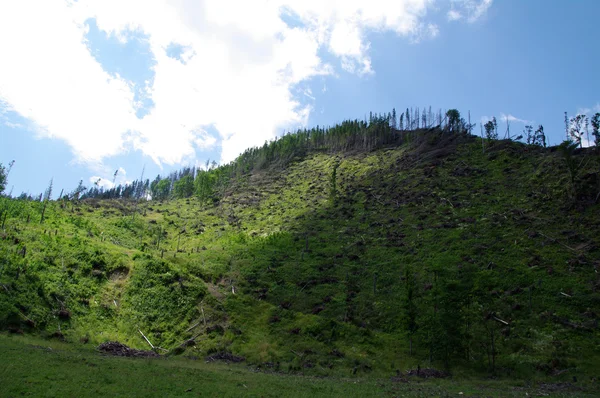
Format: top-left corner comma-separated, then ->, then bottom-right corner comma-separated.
585,116 -> 590,146
569,114 -> 587,148
428,106 -> 433,128
525,125 -> 534,145
72,180 -> 86,200
0,164 -> 6,195
591,113 -> 600,146
564,111 -> 569,142
415,108 -> 420,129
535,125 -> 546,147
446,109 -> 461,133
484,118 -> 498,141
174,175 -> 194,198
0,160 -> 14,195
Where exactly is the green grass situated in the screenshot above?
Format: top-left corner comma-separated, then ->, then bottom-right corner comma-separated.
1,334 -> 597,397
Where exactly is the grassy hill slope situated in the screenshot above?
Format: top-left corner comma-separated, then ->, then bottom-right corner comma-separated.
1,129 -> 599,381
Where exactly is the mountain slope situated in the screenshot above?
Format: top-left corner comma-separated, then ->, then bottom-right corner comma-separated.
1,129 -> 599,378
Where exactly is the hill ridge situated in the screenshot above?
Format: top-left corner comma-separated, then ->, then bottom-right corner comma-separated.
1,127 -> 599,380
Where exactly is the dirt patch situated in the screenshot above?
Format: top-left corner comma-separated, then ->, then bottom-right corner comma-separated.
109,266 -> 129,281
390,376 -> 409,383
538,382 -> 582,393
205,351 -> 245,363
206,283 -> 225,301
405,367 -> 450,379
97,341 -> 159,358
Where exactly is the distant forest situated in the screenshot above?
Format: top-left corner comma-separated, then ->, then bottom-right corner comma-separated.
2,108 -> 599,203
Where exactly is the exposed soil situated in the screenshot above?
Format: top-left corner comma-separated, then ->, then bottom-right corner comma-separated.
205,351 -> 245,363
206,282 -> 225,300
537,382 -> 582,393
97,341 -> 159,358
405,367 -> 450,379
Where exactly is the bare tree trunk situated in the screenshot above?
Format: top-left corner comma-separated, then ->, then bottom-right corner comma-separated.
480,124 -> 485,154
139,329 -> 154,349
40,201 -> 48,224
491,326 -> 496,373
468,110 -> 471,134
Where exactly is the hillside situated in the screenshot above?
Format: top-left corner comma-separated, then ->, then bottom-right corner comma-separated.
1,128 -> 600,383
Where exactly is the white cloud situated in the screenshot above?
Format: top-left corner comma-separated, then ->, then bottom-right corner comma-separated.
500,113 -> 532,125
469,0 -> 493,22
427,23 -> 440,39
575,103 -> 600,116
303,88 -> 316,101
447,10 -> 463,21
0,0 -> 136,163
449,0 -> 493,23
0,0 -> 490,172
89,176 -> 114,190
581,136 -> 594,148
89,166 -> 130,189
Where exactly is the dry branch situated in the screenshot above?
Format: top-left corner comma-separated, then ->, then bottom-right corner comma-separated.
138,329 -> 154,349
538,232 -> 577,252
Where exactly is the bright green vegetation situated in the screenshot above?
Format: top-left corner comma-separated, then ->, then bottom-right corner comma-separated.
1,334 -> 597,397
1,128 -> 600,394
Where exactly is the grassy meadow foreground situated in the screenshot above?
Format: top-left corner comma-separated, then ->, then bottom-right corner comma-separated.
1,126 -> 600,395
1,334 -> 597,397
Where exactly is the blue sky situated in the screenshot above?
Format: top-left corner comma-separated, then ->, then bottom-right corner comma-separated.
1,0 -> 599,197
